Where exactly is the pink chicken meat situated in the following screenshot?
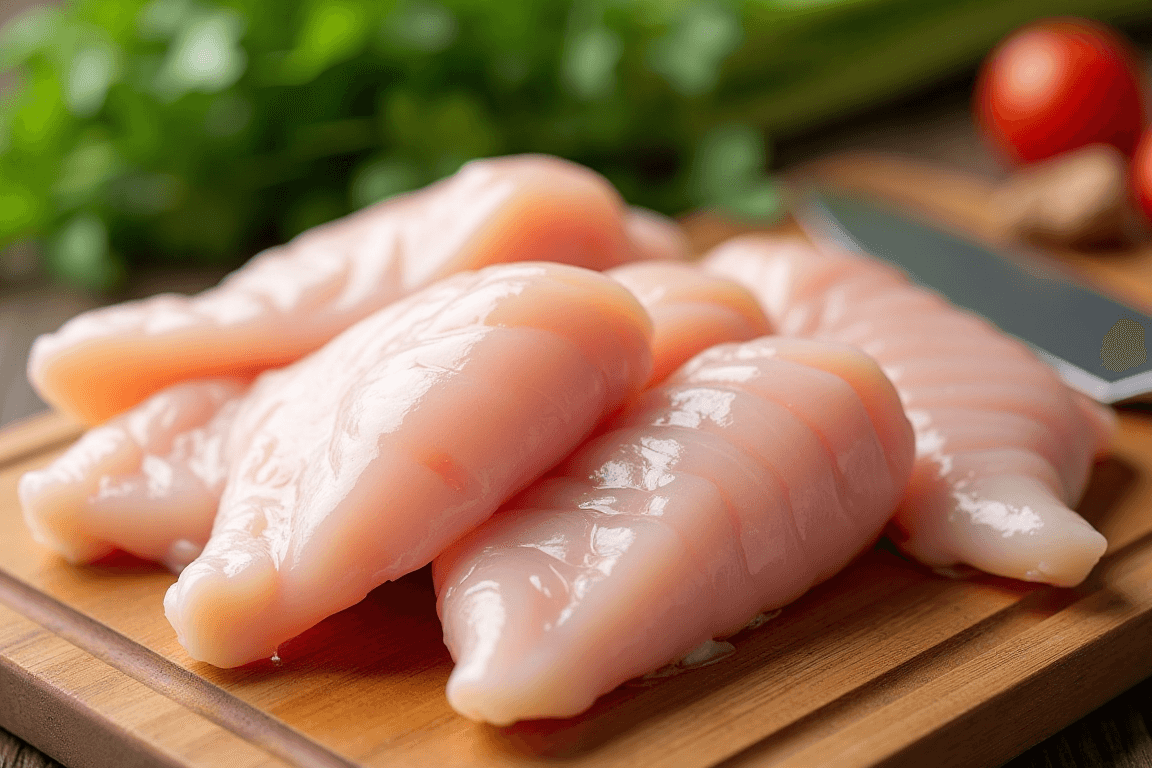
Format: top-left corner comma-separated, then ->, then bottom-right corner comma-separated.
705,235 -> 1113,587
434,335 -> 915,724
29,155 -> 682,425
17,263 -> 754,573
18,379 -> 246,568
23,263 -> 652,668
607,262 -> 771,385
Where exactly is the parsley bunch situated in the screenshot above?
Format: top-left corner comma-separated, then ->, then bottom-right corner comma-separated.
1,0 -> 1147,289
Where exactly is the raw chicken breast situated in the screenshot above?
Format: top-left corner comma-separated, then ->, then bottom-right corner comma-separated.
607,262 -> 771,383
623,207 -> 692,263
434,337 -> 915,724
19,262 -> 764,576
152,263 -> 652,668
18,379 -> 244,569
30,155 -> 679,425
705,235 -> 1113,587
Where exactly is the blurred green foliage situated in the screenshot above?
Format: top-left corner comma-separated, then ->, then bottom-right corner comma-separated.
1,0 -> 1150,289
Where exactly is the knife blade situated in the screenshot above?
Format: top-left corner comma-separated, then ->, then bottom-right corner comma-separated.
794,189 -> 1152,405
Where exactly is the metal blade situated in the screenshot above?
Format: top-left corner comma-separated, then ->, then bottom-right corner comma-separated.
795,190 -> 1152,404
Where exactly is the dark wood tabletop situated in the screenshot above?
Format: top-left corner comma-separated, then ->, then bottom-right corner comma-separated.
2,25 -> 1152,768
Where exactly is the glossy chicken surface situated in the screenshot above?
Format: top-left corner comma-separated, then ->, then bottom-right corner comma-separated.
24,263 -> 653,668
19,380 -> 244,570
29,155 -> 677,425
607,262 -> 772,384
19,262 -> 762,576
434,337 -> 915,724
705,235 -> 1113,586
18,263 -> 757,579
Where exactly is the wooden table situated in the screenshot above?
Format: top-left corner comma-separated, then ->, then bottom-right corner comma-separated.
3,74 -> 1152,768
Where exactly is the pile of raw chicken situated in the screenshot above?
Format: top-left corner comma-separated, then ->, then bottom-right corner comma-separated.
19,155 -> 1113,726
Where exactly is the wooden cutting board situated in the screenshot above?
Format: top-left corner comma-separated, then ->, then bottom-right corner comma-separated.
3,153 -> 1152,768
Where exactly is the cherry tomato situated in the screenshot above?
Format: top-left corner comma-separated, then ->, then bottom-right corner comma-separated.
975,18 -> 1146,166
1133,128 -> 1152,223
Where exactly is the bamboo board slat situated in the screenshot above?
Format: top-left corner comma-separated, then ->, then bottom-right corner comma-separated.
2,154 -> 1152,768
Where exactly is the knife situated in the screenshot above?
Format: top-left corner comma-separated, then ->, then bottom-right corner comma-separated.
795,189 -> 1152,405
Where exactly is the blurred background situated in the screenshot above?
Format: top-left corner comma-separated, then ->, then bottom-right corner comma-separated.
3,2 -> 1152,766
2,0 -> 1152,292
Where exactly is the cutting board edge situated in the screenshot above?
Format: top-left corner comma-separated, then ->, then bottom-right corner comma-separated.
0,641 -> 188,768
0,565 -> 358,768
836,555 -> 1152,768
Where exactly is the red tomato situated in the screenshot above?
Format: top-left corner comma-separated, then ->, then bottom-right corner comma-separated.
1133,128 -> 1152,223
975,18 -> 1146,165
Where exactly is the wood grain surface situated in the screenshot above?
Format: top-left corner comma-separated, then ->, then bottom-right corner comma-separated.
1,154 -> 1152,768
